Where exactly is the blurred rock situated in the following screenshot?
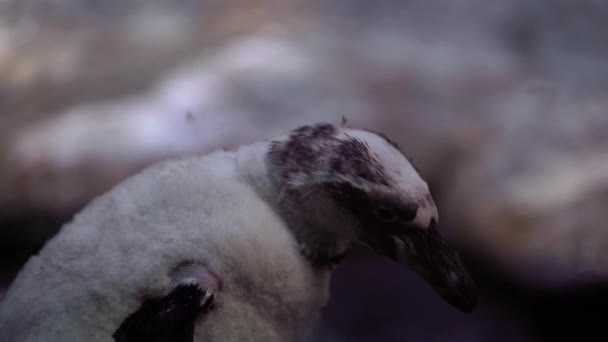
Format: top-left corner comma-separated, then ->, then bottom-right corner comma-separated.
0,0 -> 274,137
443,85 -> 608,287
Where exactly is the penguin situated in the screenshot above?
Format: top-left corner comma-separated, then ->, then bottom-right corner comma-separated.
0,123 -> 476,341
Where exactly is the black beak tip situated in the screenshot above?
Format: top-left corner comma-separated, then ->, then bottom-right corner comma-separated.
443,283 -> 477,313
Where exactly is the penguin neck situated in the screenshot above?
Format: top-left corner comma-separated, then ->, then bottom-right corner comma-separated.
235,141 -> 352,269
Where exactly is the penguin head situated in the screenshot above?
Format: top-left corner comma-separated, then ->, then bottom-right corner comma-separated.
267,123 -> 476,312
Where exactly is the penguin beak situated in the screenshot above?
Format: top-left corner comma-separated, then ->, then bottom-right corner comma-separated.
366,220 -> 477,312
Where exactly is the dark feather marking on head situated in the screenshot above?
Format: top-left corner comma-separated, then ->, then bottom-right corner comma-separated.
267,124 -> 339,190
267,123 -> 398,268
268,124 -> 392,189
292,123 -> 337,138
334,137 -> 390,186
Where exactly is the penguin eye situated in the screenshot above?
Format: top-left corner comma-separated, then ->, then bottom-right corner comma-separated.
374,206 -> 398,222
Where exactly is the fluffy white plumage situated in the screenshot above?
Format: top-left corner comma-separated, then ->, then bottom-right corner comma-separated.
0,123 -> 474,341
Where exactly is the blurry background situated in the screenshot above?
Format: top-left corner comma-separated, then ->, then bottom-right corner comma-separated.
1,1 -> 608,341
